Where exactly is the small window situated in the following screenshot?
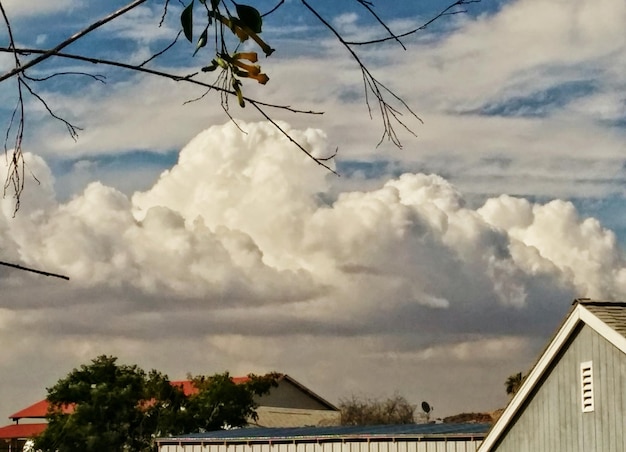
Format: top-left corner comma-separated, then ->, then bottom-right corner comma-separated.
581,361 -> 594,413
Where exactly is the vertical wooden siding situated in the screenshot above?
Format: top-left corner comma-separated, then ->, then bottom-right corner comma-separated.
159,437 -> 484,452
493,325 -> 626,452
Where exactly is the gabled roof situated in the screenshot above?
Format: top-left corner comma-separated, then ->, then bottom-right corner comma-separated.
172,374 -> 337,411
0,422 -> 47,440
9,400 -> 73,421
9,373 -> 337,420
276,374 -> 339,411
479,299 -> 626,451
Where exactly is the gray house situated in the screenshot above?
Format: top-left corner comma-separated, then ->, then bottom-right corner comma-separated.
480,299 -> 626,451
249,374 -> 341,427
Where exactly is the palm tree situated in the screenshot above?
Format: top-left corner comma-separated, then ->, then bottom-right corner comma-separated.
505,372 -> 525,396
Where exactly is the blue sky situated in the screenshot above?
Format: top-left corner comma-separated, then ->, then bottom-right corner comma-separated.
1,0 -> 626,423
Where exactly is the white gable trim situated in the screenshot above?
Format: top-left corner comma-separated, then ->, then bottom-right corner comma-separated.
479,302 -> 626,451
478,305 -> 582,451
578,306 -> 626,354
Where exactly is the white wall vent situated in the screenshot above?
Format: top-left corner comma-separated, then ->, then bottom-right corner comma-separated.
581,361 -> 594,413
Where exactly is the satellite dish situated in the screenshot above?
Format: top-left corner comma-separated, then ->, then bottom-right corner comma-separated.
421,401 -> 431,413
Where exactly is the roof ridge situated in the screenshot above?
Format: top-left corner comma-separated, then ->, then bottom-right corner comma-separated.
574,298 -> 626,307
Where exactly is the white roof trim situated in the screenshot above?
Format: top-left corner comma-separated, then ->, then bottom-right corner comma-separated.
478,305 -> 583,451
479,302 -> 626,451
578,306 -> 626,354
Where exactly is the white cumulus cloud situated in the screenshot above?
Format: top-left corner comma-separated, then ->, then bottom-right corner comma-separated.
1,121 -> 626,420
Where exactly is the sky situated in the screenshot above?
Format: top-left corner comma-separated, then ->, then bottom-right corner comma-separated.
0,0 -> 626,423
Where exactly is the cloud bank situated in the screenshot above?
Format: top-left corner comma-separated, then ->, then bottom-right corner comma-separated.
2,121 -> 625,419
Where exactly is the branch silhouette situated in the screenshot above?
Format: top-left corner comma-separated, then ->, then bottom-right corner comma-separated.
0,260 -> 70,280
0,0 -> 480,277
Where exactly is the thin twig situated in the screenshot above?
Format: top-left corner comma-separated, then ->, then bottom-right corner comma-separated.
159,0 -> 171,27
139,31 -> 182,67
345,0 -> 481,46
21,79 -> 82,140
250,100 -> 338,175
23,72 -> 106,83
354,0 -> 405,50
262,0 -> 285,17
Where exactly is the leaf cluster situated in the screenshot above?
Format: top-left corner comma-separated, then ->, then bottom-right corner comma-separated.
181,0 -> 273,108
33,355 -> 279,452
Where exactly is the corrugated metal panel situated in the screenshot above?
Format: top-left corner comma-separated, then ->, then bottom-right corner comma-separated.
159,433 -> 484,452
159,423 -> 489,443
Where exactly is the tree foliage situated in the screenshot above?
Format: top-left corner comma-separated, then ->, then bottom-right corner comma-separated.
442,412 -> 493,424
504,371 -> 525,396
183,371 -> 279,431
33,355 -> 279,452
339,394 -> 416,425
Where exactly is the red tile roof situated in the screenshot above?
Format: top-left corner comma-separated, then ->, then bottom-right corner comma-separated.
9,399 -> 73,420
170,377 -> 250,396
0,422 -> 47,440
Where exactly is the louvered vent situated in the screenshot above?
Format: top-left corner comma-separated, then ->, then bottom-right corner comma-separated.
581,361 -> 594,413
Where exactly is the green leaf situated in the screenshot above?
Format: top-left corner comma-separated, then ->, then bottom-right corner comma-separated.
181,1 -> 194,43
193,27 -> 208,56
202,60 -> 219,72
232,78 -> 245,108
235,3 -> 262,33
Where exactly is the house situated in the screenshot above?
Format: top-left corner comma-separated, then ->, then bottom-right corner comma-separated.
156,423 -> 490,452
479,298 -> 626,451
170,374 -> 340,427
0,373 -> 340,449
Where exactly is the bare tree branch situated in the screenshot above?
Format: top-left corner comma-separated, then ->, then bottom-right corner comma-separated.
0,260 -> 70,280
139,31 -> 182,67
262,0 -> 285,18
0,47 -> 324,115
20,79 -> 82,140
354,0 -> 406,50
0,0 -> 150,84
0,0 -> 479,279
301,0 -> 422,148
250,100 -> 338,174
0,0 -> 478,208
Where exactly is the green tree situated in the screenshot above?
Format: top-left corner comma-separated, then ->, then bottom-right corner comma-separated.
339,393 -> 416,425
34,355 -> 279,452
504,371 -> 525,396
183,371 -> 279,431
